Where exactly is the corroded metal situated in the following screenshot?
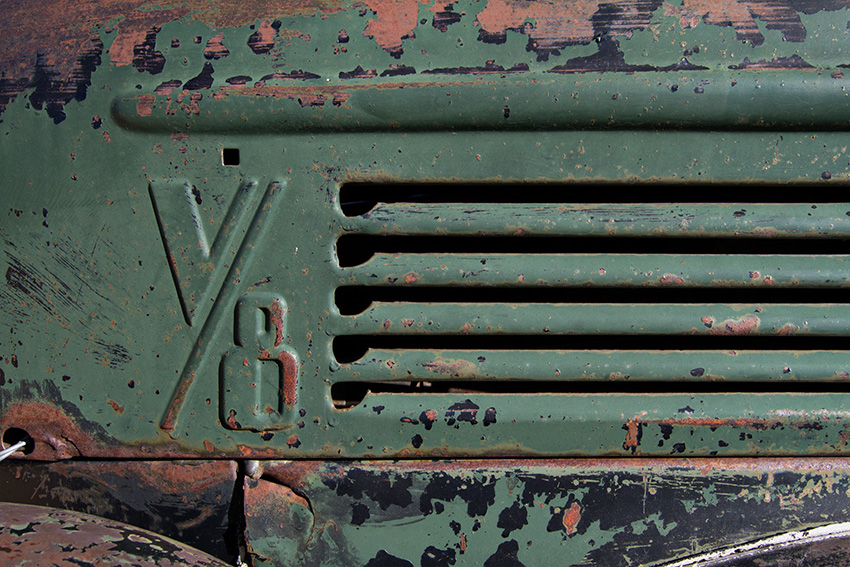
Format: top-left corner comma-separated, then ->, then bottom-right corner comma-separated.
244,458 -> 850,566
3,0 -> 850,460
0,503 -> 230,566
5,0 -> 850,564
0,461 -> 238,562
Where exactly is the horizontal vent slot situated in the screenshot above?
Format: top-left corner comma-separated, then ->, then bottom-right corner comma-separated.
336,287 -> 850,316
331,379 -> 849,409
339,183 -> 849,216
336,237 -> 850,267
332,336 -> 850,363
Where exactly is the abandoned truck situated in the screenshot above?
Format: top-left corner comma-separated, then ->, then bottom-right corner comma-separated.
4,0 -> 850,565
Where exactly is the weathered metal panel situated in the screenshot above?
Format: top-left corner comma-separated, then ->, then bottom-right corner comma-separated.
3,1 -> 850,459
0,460 -> 238,562
243,458 -> 850,566
0,502 -> 230,566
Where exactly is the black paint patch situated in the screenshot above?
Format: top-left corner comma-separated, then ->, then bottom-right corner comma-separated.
422,62 -> 529,75
91,115 -> 102,129
380,66 -> 416,77
132,28 -> 165,75
322,469 -> 413,511
729,54 -> 814,70
28,37 -> 104,124
446,399 -> 479,426
671,442 -> 686,454
351,502 -> 370,525
548,39 -> 654,74
261,432 -> 274,441
185,62 -> 215,90
0,368 -> 4,386
497,501 -> 528,537
432,5 -> 463,32
339,65 -> 377,79
372,405 -> 385,414
690,367 -> 705,377
421,546 -> 457,567
225,76 -> 252,85
483,540 -> 525,567
419,410 -> 436,430
411,434 -> 423,448
483,407 -> 497,426
254,71 -> 321,84
153,80 -> 182,94
420,472 -> 496,517
364,550 -> 413,567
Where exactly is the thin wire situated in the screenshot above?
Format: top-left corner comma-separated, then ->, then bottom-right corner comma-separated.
0,440 -> 27,462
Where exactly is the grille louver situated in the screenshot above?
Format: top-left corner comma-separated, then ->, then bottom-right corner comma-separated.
330,184 -> 850,408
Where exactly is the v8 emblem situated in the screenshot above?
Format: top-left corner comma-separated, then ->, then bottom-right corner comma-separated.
221,293 -> 299,431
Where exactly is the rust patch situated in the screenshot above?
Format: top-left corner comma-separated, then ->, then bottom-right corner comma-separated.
562,501 -> 582,535
708,314 -> 760,335
0,503 -> 231,567
622,419 -> 642,453
136,94 -> 155,116
248,20 -> 279,54
659,274 -> 684,285
107,400 -> 125,415
363,0 -> 430,57
269,301 -> 285,347
204,33 -> 230,60
777,323 -> 799,335
422,358 -> 477,377
280,352 -> 298,406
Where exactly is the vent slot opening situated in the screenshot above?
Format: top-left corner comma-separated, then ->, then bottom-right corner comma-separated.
332,335 -> 850,364
336,235 -> 850,268
330,379 -> 849,409
339,183 -> 843,217
335,286 -> 850,316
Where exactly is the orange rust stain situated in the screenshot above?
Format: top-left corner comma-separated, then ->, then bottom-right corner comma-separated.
477,0 -> 599,50
777,323 -> 799,336
109,27 -> 150,66
709,314 -> 760,335
362,0 -> 430,55
107,400 -> 125,415
383,319 -> 392,330
701,316 -> 714,328
203,439 -> 215,453
136,94 -> 155,117
404,273 -> 418,283
203,32 -> 229,59
279,351 -> 299,405
459,533 -> 467,551
252,20 -> 278,51
461,322 -> 472,334
623,420 -> 641,451
269,300 -> 286,347
563,501 -> 582,535
402,319 -> 415,327
659,274 -> 684,285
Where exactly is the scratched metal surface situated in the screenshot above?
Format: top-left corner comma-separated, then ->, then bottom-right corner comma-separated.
4,0 -> 850,460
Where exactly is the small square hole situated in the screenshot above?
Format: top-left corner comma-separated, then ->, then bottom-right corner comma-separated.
222,148 -> 240,166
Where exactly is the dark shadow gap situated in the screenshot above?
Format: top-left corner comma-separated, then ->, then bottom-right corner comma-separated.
336,234 -> 850,267
335,286 -> 850,315
339,182 -> 848,217
330,380 -> 850,408
331,335 -> 850,364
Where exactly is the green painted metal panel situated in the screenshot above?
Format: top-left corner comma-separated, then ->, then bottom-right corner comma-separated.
4,0 -> 850,463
